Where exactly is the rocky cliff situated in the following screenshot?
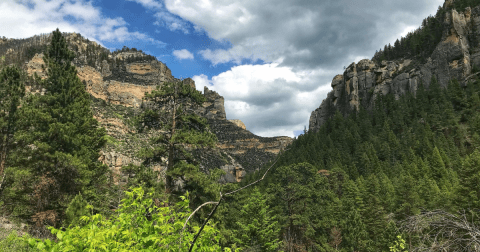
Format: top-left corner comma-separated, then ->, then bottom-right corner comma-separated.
0,31 -> 292,184
309,3 -> 480,132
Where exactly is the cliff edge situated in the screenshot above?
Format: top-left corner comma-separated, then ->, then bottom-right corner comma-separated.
310,3 -> 480,132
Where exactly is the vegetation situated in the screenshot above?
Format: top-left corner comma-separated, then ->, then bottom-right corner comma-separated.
232,74 -> 480,251
1,0 -> 480,248
0,28 -> 112,235
0,65 -> 25,190
136,80 -> 221,208
27,187 -> 222,251
372,5 -> 447,64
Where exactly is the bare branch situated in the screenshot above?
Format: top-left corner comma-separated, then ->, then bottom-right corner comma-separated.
224,153 -> 282,196
177,150 -> 285,251
400,209 -> 480,252
189,193 -> 222,252
182,201 -> 218,231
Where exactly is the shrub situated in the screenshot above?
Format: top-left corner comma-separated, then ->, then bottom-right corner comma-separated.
27,187 -> 222,251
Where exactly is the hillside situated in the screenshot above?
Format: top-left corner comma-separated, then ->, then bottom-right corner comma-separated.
2,0 -> 480,251
0,32 -> 291,185
230,0 -> 480,251
310,1 -> 480,132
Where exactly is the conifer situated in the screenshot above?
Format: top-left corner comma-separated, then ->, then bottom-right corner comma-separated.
0,65 -> 25,190
2,28 -> 109,223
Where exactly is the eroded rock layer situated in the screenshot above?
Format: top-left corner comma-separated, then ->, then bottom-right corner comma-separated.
310,5 -> 480,132
0,31 -> 292,184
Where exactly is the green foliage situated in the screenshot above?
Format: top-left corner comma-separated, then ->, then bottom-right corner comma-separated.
64,193 -> 89,228
450,0 -> 480,12
245,74 -> 480,250
231,187 -> 281,251
137,80 -> 220,207
0,230 -> 38,252
0,64 -> 25,180
27,187 -> 222,251
456,150 -> 480,210
389,235 -> 408,252
1,28 -> 110,226
268,162 -> 339,250
120,164 -> 164,199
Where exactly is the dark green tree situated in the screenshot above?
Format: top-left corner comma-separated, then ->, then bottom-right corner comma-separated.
456,150 -> 480,210
232,187 -> 281,251
137,80 -> 219,203
2,28 -> 109,225
0,65 -> 25,190
64,192 -> 89,227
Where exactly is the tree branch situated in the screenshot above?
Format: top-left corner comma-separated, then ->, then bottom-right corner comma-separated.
178,150 -> 285,251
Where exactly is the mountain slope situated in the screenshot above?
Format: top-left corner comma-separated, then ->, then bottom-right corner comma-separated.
309,2 -> 480,132
0,32 -> 292,184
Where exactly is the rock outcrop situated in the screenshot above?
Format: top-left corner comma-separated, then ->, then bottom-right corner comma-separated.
310,4 -> 480,132
0,31 -> 292,184
200,86 -> 293,176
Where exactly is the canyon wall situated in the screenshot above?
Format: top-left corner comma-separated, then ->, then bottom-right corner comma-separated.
310,5 -> 480,132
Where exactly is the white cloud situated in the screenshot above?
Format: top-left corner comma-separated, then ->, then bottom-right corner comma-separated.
165,0 -> 444,70
168,0 -> 444,137
0,0 -> 164,48
125,0 -> 162,10
193,61 -> 332,137
173,49 -> 194,60
153,11 -> 190,34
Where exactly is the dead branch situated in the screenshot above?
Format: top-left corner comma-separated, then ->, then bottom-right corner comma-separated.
400,209 -> 480,252
178,149 -> 284,251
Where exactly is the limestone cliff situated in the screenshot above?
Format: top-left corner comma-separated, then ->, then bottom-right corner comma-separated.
0,31 -> 292,184
309,3 -> 480,132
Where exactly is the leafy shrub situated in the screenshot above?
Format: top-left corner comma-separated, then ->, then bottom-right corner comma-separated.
0,230 -> 38,252
27,187 -> 222,251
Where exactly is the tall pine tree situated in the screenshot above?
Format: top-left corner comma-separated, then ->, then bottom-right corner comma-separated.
137,80 -> 218,203
2,28 -> 109,225
0,65 -> 25,191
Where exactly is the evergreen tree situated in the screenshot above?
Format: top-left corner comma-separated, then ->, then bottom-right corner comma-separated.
456,150 -> 480,210
0,65 -> 25,190
64,192 -> 89,227
2,28 -> 109,225
232,187 -> 281,251
137,80 -> 219,203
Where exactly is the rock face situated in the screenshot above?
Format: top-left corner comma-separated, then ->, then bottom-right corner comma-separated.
310,4 -> 480,132
199,86 -> 293,177
0,31 -> 292,184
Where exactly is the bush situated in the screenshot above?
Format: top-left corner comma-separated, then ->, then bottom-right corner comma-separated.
0,229 -> 38,252
26,187 -> 223,251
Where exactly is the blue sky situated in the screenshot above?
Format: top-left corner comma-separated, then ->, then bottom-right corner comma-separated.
0,0 -> 444,137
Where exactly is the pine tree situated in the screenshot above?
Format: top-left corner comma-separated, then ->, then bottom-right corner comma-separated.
138,80 -> 218,199
232,187 -> 281,251
3,28 -> 109,224
0,65 -> 25,190
456,150 -> 480,210
64,192 -> 89,227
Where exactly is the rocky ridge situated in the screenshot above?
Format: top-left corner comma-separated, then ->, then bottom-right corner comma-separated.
0,32 -> 292,184
309,3 -> 480,132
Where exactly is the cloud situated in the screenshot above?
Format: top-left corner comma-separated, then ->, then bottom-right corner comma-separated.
153,11 -> 190,34
165,0 -> 444,71
193,61 -> 333,137
0,0 -> 165,48
173,0 -> 444,137
173,49 -> 194,60
126,0 -> 190,34
125,0 -> 162,10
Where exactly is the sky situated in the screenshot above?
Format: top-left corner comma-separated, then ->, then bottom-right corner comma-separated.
0,0 -> 444,138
